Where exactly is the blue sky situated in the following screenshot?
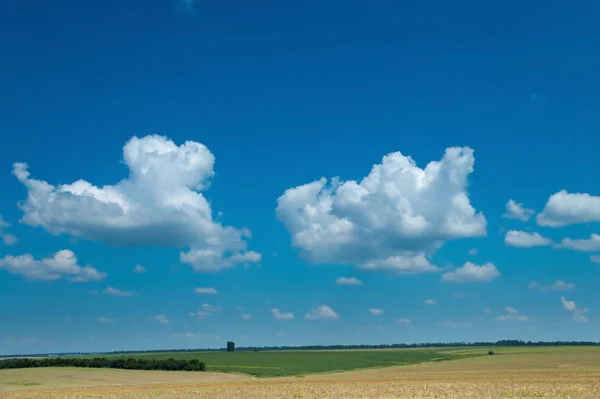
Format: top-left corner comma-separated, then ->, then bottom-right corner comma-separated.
1,0 -> 599,354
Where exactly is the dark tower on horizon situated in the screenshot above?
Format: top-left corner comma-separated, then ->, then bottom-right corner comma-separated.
226,341 -> 235,352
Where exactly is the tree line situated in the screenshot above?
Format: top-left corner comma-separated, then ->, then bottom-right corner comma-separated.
3,340 -> 598,359
0,356 -> 206,371
233,340 -> 600,351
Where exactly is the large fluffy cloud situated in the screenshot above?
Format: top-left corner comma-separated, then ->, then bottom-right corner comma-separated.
504,230 -> 552,248
0,250 -> 106,282
12,135 -> 260,272
537,190 -> 600,227
276,147 -> 486,272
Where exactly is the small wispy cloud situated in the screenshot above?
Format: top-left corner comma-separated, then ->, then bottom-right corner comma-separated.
133,264 -> 146,273
190,305 -> 221,318
189,310 -> 211,318
502,200 -> 534,222
103,287 -> 135,297
272,308 -> 294,320
529,280 -> 575,292
0,215 -> 17,246
173,332 -> 199,338
148,314 -> 169,325
424,299 -> 437,305
97,317 -> 116,324
179,0 -> 195,11
305,305 -> 339,320
495,307 -> 532,322
194,287 -> 218,295
443,321 -> 472,328
561,296 -> 590,323
201,304 -> 221,312
368,308 -> 383,316
336,277 -> 362,286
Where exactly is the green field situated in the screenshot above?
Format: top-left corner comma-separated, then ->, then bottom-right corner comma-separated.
3,346 -> 600,398
94,348 -> 484,377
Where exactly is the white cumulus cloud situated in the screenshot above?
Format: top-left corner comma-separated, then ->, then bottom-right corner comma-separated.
442,262 -> 500,283
369,308 -> 383,316
276,147 -> 486,274
424,299 -> 437,305
335,277 -> 363,286
305,304 -> 339,320
559,234 -> 600,252
0,250 -> 106,282
12,135 -> 260,272
504,230 -> 552,248
503,200 -> 534,222
271,308 -> 294,320
537,190 -> 600,227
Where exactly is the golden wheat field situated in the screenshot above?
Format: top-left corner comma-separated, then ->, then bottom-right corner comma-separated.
1,347 -> 599,398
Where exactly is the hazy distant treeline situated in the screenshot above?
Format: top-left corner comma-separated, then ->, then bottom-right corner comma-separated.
105,340 -> 600,354
0,357 -> 206,371
4,340 -> 598,358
